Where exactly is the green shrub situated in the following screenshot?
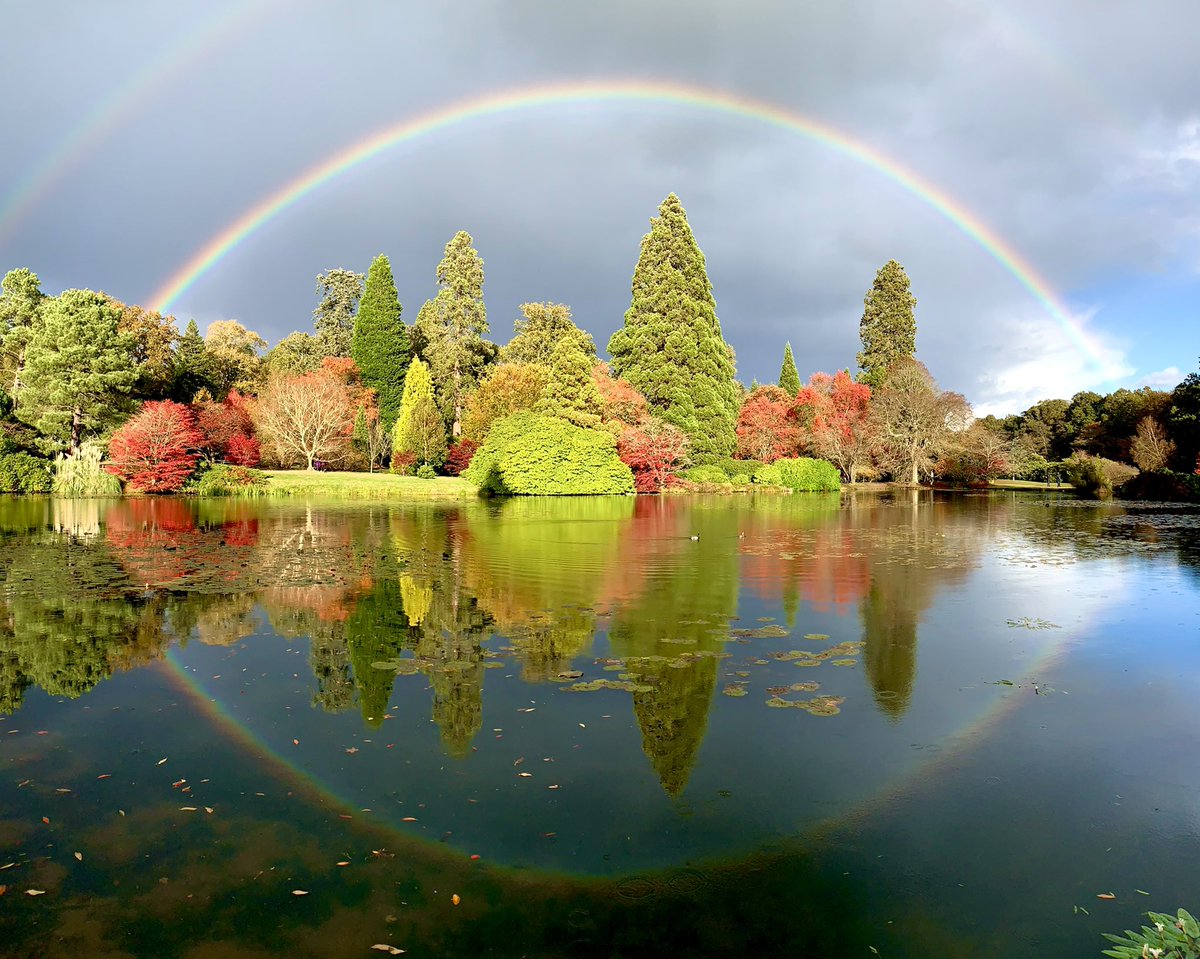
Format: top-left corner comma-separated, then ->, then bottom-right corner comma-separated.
680,464 -> 731,485
1103,907 -> 1199,958
0,451 -> 52,494
1119,469 -> 1200,503
754,463 -> 782,485
193,464 -> 269,497
764,457 -> 841,491
463,412 -> 634,496
730,472 -> 751,486
52,441 -> 122,496
415,463 -> 437,479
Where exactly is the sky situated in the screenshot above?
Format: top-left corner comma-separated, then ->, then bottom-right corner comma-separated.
1,0 -> 1196,416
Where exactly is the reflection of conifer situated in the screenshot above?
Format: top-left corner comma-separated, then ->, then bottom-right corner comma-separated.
345,578 -> 410,727
0,646 -> 30,715
861,580 -> 918,719
632,656 -> 718,797
309,626 -> 356,714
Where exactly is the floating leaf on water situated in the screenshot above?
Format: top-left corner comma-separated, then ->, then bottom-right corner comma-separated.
1136,889 -> 1150,896
26,889 -> 46,896
831,659 -> 857,667
73,852 -> 82,862
721,684 -> 748,697
1096,892 -> 1116,899
1007,617 -> 1061,630
371,946 -> 406,955
802,633 -> 830,641
292,889 -> 309,896
790,682 -> 820,692
517,772 -> 532,778
731,625 -> 789,638
556,670 -> 583,680
157,758 -> 167,766
451,893 -> 461,906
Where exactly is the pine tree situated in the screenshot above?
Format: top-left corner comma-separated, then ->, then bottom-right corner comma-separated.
392,358 -> 446,468
856,259 -> 917,388
171,319 -> 213,401
499,302 -> 593,366
415,231 -> 492,437
536,339 -> 603,428
0,267 -> 45,409
352,254 -> 409,429
20,289 -> 138,452
313,268 -> 364,357
779,342 -> 800,396
607,194 -> 738,461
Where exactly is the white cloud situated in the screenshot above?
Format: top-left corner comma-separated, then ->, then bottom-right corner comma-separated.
967,306 -> 1135,417
1139,366 -> 1182,389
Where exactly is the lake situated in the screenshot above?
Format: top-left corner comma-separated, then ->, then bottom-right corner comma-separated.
0,491 -> 1197,957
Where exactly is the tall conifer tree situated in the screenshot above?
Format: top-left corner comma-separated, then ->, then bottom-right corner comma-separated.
352,254 -> 409,429
535,339 -> 603,428
607,194 -> 738,461
415,231 -> 492,437
779,342 -> 800,395
856,259 -> 917,388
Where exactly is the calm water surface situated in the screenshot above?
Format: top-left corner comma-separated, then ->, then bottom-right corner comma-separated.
0,492 -> 1197,957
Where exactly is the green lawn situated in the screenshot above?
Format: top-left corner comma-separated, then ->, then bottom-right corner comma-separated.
261,470 -> 478,500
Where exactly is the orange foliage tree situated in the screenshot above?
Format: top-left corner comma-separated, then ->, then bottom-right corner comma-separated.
794,371 -> 874,483
736,385 -> 800,462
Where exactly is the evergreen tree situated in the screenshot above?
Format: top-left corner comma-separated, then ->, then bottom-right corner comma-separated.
20,289 -> 137,452
0,267 -> 46,409
352,254 -> 409,429
856,259 -> 917,388
415,231 -> 493,437
535,338 -> 603,428
313,268 -> 364,357
171,319 -> 214,401
499,302 -> 594,366
392,358 -> 446,468
779,342 -> 800,395
607,193 -> 738,461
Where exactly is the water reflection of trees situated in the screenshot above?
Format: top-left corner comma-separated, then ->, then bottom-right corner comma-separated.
0,493 -> 1013,762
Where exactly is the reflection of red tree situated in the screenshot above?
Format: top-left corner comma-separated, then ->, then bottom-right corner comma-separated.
594,497 -> 680,611
741,525 -> 869,613
221,518 -> 259,548
263,586 -> 353,623
105,499 -> 200,586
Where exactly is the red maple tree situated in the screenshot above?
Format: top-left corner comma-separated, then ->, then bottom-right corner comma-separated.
618,420 -> 689,492
194,389 -> 256,463
107,400 -> 203,493
794,371 -> 874,483
444,439 -> 478,476
736,385 -> 801,462
225,433 -> 261,466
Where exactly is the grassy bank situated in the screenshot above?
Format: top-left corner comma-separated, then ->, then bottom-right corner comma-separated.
260,470 -> 478,500
988,479 -> 1072,490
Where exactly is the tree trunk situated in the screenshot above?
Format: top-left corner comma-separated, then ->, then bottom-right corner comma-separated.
70,405 -> 83,454
306,452 -> 315,471
909,452 -> 918,486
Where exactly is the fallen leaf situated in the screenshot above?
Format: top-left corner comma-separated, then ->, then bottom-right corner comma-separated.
469,854 -> 480,861
179,806 -> 198,812
0,885 -> 6,897
1097,893 -> 1116,900
73,852 -> 82,862
26,889 -> 46,896
517,772 -> 532,778
293,739 -> 299,746
336,861 -> 350,867
370,946 -> 405,955
157,758 -> 167,766
205,807 -> 214,814
401,817 -> 418,822
292,889 -> 309,896
96,774 -> 111,780
1136,889 -> 1150,896
451,893 -> 461,906
547,784 -> 560,790
55,788 -> 71,794
345,747 -> 359,754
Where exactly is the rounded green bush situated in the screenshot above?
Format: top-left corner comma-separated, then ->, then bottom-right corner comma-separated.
760,457 -> 841,491
194,464 -> 269,496
730,473 -> 751,486
415,463 -> 437,479
463,412 -> 634,496
681,464 -> 730,485
0,452 -> 53,494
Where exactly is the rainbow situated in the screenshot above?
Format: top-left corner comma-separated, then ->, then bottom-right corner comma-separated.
0,0 -> 283,248
146,79 -> 1112,369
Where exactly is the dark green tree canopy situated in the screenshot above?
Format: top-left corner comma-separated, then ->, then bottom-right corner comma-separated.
535,338 -> 603,428
171,318 -> 215,402
607,193 -> 739,461
0,267 -> 46,408
856,259 -> 917,388
20,289 -> 138,452
779,342 -> 800,395
352,254 -> 409,429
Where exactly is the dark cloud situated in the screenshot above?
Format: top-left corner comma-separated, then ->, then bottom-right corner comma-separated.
2,0 -> 1197,413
